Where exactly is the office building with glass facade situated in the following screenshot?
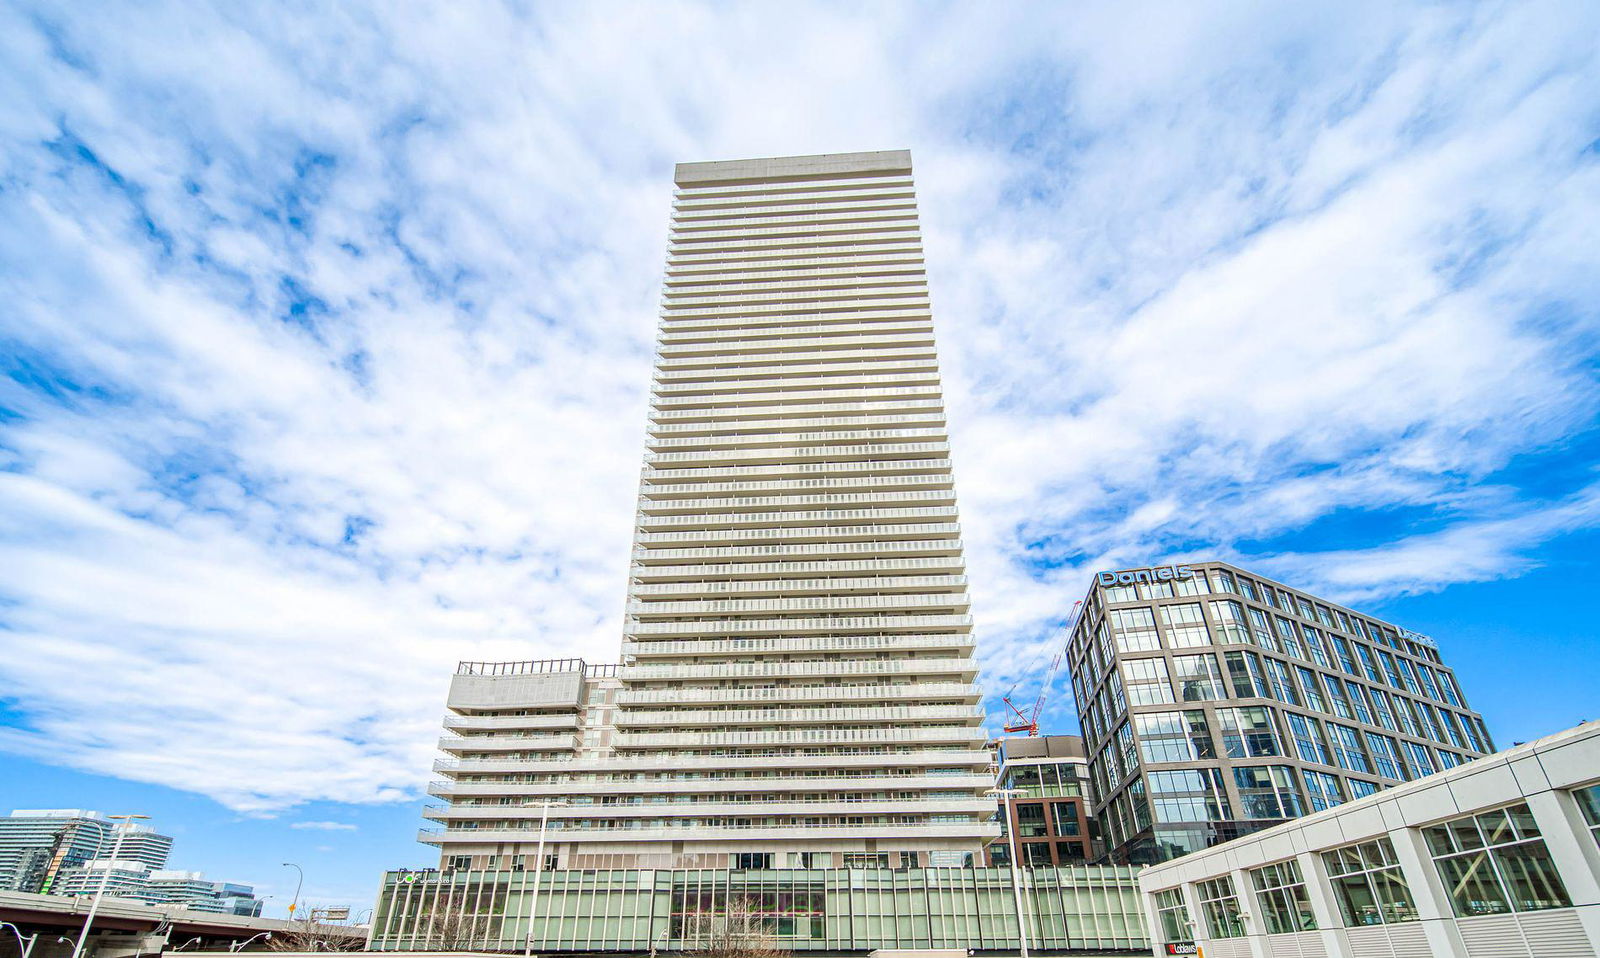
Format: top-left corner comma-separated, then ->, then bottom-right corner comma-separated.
423,151 -> 996,872
988,735 -> 1097,867
1067,561 -> 1493,864
1137,719 -> 1600,958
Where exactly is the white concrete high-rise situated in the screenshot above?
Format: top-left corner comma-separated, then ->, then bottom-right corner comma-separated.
426,151 -> 999,870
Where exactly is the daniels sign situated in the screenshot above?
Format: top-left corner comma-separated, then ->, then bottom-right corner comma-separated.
1097,566 -> 1196,586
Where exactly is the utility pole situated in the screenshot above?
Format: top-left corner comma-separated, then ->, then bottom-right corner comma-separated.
523,799 -> 566,958
987,789 -> 1031,958
70,813 -> 148,958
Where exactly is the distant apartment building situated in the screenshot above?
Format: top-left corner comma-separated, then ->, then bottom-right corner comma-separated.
1,809 -> 257,914
1067,562 -> 1493,864
54,862 -> 262,915
423,151 -> 997,871
988,735 -> 1097,867
0,810 -> 170,893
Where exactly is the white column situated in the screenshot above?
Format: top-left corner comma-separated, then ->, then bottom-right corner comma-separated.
1226,866 -> 1270,958
1296,850 -> 1352,958
1524,790 -> 1600,951
1386,825 -> 1468,958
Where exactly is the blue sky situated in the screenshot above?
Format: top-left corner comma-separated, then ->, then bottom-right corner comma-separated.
3,0 -> 1599,915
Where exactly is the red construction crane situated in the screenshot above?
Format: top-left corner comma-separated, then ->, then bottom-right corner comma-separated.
1001,600 -> 1085,736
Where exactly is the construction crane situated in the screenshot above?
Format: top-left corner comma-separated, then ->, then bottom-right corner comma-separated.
1001,600 -> 1085,735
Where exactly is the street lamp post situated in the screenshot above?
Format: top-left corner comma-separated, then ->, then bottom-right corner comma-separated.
522,799 -> 567,958
70,813 -> 148,958
1,921 -> 40,958
987,788 -> 1030,958
228,932 -> 272,952
281,863 -> 304,921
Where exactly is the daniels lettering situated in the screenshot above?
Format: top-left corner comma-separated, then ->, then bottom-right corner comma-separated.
1097,565 -> 1196,586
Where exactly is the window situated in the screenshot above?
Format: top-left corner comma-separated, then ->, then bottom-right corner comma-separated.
1122,657 -> 1175,706
1016,802 -> 1048,837
1111,608 -> 1161,652
1296,667 -> 1326,712
1022,842 -> 1053,866
1403,741 -> 1437,778
1148,769 -> 1232,823
1251,859 -> 1317,934
1364,732 -> 1405,780
1173,654 -> 1226,701
841,852 -> 888,869
1347,779 -> 1381,800
1195,877 -> 1246,939
1234,766 -> 1304,820
1209,600 -> 1250,644
1239,578 -> 1259,601
1322,675 -> 1354,719
1051,802 -> 1081,836
1265,658 -> 1300,705
1276,617 -> 1304,658
1139,579 -> 1176,600
1323,838 -> 1418,926
1575,784 -> 1600,850
1302,769 -> 1346,811
1248,608 -> 1279,652
1216,706 -> 1283,758
1210,569 -> 1238,595
1174,574 -> 1209,597
1153,888 -> 1193,945
1224,650 -> 1272,699
1424,803 -> 1572,916
1328,723 -> 1372,774
1286,712 -> 1332,766
1135,710 -> 1214,763
734,852 -> 773,870
1162,602 -> 1210,647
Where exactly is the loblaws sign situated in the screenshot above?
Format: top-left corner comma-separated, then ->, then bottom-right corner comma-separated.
1097,565 -> 1196,586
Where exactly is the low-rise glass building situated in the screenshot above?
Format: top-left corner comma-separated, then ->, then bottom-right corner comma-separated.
1136,719 -> 1600,958
1067,561 -> 1493,864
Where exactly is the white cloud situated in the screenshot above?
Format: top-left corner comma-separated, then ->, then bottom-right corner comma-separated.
291,821 -> 359,832
0,0 -> 1596,809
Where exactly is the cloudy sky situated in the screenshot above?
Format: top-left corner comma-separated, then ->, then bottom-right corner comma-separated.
3,0 -> 1599,911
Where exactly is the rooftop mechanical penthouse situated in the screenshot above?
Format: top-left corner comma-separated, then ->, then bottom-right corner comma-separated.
1067,561 -> 1493,865
424,151 -> 999,871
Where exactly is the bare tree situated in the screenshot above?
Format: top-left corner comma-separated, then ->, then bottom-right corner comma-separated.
263,920 -> 366,952
686,896 -> 789,958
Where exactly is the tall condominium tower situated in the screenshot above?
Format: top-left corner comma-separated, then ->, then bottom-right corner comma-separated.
1065,561 -> 1493,865
425,151 -> 997,871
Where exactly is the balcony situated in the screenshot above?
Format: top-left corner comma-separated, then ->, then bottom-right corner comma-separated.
627,593 -> 971,619
428,773 -> 996,799
425,797 -> 991,823
648,414 -> 947,440
433,748 -> 993,775
618,658 -> 977,682
644,431 -> 949,459
637,473 -> 953,503
441,713 -> 581,732
656,348 -> 936,376
615,682 -> 979,707
437,734 -> 579,754
629,573 -> 966,597
631,538 -> 965,566
651,371 -> 940,400
623,613 -> 974,639
634,522 -> 961,547
648,390 -> 943,421
665,233 -> 925,264
612,726 -> 986,749
652,307 -> 933,334
420,822 -> 999,846
636,489 -> 955,515
613,703 -> 985,728
642,442 -> 950,470
622,634 -> 976,660
635,506 -> 959,532
657,320 -> 933,346
656,332 -> 933,358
